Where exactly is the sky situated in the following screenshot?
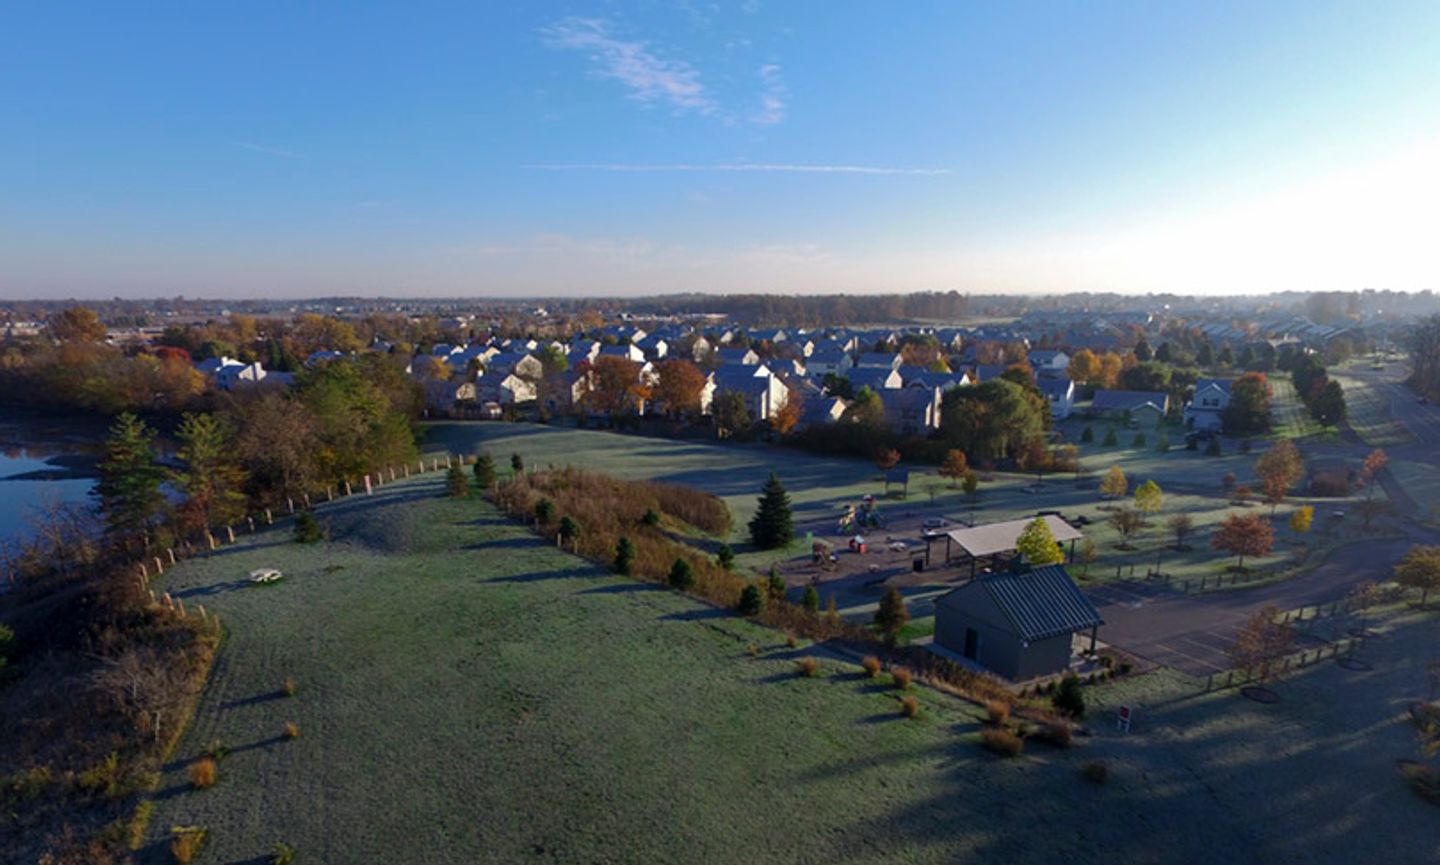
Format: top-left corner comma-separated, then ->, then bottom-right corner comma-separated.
2,1 -> 1439,299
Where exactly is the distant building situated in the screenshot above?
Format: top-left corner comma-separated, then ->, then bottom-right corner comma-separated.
1037,378 -> 1075,421
1089,389 -> 1169,425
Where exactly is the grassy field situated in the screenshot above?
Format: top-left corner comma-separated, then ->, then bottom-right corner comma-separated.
426,422 -> 1363,594
1270,378 -> 1335,441
137,471 -> 1440,864
1332,373 -> 1412,447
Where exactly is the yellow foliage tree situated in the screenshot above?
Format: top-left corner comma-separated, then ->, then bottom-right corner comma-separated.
1099,465 -> 1128,499
1015,517 -> 1064,566
1289,505 -> 1314,534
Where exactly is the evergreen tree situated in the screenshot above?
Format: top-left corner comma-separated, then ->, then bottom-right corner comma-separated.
737,584 -> 765,615
1309,379 -> 1347,426
1052,675 -> 1086,718
173,411 -> 249,532
534,498 -> 554,524
473,453 -> 496,488
510,453 -> 524,474
614,536 -> 635,575
446,464 -> 470,498
95,412 -> 166,545
748,472 -> 794,550
802,584 -> 820,613
874,587 -> 910,646
557,516 -> 579,546
293,510 -> 322,543
716,544 -> 735,570
667,557 -> 695,590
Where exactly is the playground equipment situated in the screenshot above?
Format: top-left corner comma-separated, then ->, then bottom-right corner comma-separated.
838,495 -> 885,534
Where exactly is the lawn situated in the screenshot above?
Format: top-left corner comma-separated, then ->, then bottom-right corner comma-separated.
1333,373 -> 1412,447
138,471 -> 1440,864
426,422 -> 1360,598
1270,378 -> 1336,441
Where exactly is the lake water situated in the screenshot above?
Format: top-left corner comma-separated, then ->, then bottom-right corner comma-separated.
0,416 -> 104,548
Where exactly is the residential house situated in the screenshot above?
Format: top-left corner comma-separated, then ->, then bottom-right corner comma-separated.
1038,378 -> 1076,421
1089,389 -> 1170,425
1183,378 -> 1232,432
799,396 -> 848,429
805,350 -> 853,377
715,347 -> 761,366
847,367 -> 904,392
1027,350 -> 1071,375
854,352 -> 903,370
711,366 -> 788,422
880,386 -> 943,436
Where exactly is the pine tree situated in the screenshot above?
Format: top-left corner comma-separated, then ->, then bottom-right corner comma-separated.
802,585 -> 820,612
748,472 -> 794,550
737,584 -> 764,615
874,587 -> 910,646
716,544 -> 735,570
293,510 -> 322,543
614,536 -> 635,575
173,412 -> 249,533
510,452 -> 524,474
446,464 -> 469,498
95,412 -> 166,546
473,453 -> 496,488
667,558 -> 695,590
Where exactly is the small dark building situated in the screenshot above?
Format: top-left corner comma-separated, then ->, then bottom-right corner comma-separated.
933,564 -> 1102,680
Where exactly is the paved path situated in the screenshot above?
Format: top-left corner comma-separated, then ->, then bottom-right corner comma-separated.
1086,531 -> 1429,676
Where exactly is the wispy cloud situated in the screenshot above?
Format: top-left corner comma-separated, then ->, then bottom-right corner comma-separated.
235,141 -> 303,159
526,163 -> 950,176
543,17 -> 716,115
752,64 -> 786,125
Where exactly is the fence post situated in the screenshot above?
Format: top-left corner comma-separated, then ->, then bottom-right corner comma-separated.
265,508 -> 273,525
344,480 -> 353,497
168,548 -> 176,565
303,493 -> 312,509
390,466 -> 397,482
226,526 -> 235,544
206,532 -> 216,551
139,562 -> 148,579
154,556 -> 164,575
248,516 -> 256,533
404,464 -> 411,478
287,497 -> 295,515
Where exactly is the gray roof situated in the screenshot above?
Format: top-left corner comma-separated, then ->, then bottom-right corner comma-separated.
1091,389 -> 1168,412
975,565 -> 1103,641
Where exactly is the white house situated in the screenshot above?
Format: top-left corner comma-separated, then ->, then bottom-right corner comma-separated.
712,366 -> 788,422
1038,378 -> 1076,421
805,350 -> 853,377
1027,350 -> 1071,374
1184,378 -> 1231,432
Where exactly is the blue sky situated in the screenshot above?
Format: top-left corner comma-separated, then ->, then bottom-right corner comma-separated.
2,1 -> 1438,298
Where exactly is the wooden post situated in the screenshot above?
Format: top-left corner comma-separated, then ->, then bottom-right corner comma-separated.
326,487 -> 334,502
404,464 -> 411,478
248,516 -> 256,533
139,562 -> 148,579
265,508 -> 274,525
389,466 -> 397,482
364,475 -> 373,495
148,589 -> 157,603
418,459 -> 425,474
345,480 -> 353,496
168,548 -> 176,565
303,493 -> 311,509
176,597 -> 186,616
206,532 -> 216,551
162,592 -> 174,609
226,525 -> 235,544
154,556 -> 164,575
197,604 -> 207,622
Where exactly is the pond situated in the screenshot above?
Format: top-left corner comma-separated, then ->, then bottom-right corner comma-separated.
0,416 -> 104,549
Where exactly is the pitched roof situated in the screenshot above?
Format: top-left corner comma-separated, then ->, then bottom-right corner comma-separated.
969,565 -> 1103,641
944,515 -> 1083,558
1090,389 -> 1169,412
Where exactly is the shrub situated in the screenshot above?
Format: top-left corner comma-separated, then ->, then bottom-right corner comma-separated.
77,752 -> 124,799
667,558 -> 695,590
984,700 -> 1010,726
272,842 -> 297,865
891,666 -> 913,689
737,584 -> 764,616
1080,426 -> 1094,443
801,584 -> 820,613
171,826 -> 207,864
767,567 -> 786,598
1118,661 -> 1133,675
534,498 -> 555,524
1206,436 -> 1223,456
1081,760 -> 1110,784
1051,675 -> 1086,719
293,510 -> 322,544
716,544 -> 735,570
473,453 -> 496,487
900,695 -> 920,718
641,508 -> 660,527
282,677 -> 298,697
188,758 -> 217,790
981,728 -> 1024,757
203,739 -> 229,762
746,642 -> 759,657
796,657 -> 819,678
1030,720 -> 1074,748
128,799 -> 156,849
861,655 -> 882,678
284,722 -> 300,740
650,482 -> 732,534
1132,432 -> 1146,447
1102,427 -> 1118,446
785,632 -> 798,649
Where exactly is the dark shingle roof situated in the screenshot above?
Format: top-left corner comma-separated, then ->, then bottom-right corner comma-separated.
979,565 -> 1103,641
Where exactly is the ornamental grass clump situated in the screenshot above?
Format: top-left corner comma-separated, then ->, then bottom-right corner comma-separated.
981,728 -> 1024,758
861,655 -> 882,678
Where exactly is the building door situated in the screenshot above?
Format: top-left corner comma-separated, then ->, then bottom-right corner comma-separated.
963,628 -> 979,660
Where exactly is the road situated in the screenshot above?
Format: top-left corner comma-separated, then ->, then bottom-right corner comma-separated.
1087,531 -> 1427,676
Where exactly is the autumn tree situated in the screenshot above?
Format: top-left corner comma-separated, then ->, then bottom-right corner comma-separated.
652,358 -> 707,418
1221,372 -> 1272,435
1099,465 -> 1128,499
1253,440 -> 1305,513
1016,517 -> 1063,566
843,386 -> 887,430
1167,513 -> 1194,550
1108,508 -> 1144,549
1067,349 -> 1100,385
874,446 -> 901,472
585,356 -> 647,417
1394,544 -> 1440,607
939,449 -> 968,487
47,306 -> 108,342
1358,448 -> 1389,502
1016,439 -> 1051,484
1211,511 -> 1275,570
939,379 -> 1046,462
1097,352 -> 1124,389
1228,605 -> 1294,683
226,391 -> 320,504
173,412 -> 249,533
1133,479 -> 1163,515
772,391 -> 803,435
1289,505 -> 1313,535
